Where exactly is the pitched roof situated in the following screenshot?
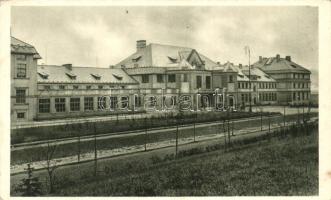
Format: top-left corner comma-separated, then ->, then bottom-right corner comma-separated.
37,65 -> 138,84
252,57 -> 311,73
11,36 -> 41,59
220,63 -> 276,82
115,43 -> 219,70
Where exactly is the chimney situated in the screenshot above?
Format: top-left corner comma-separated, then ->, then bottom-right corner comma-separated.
285,56 -> 291,62
62,63 -> 72,70
136,40 -> 146,50
259,56 -> 262,63
276,54 -> 280,62
239,63 -> 242,69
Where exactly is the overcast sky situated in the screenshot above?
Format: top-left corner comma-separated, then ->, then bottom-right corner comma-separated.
11,6 -> 318,90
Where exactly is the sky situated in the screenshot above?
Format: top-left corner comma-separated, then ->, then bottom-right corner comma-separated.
11,6 -> 318,90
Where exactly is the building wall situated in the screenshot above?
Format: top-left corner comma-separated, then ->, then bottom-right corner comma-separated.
267,72 -> 311,105
11,53 -> 38,123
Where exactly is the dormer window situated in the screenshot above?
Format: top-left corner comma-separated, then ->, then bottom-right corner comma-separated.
132,55 -> 142,62
91,73 -> 101,80
113,74 -> 123,81
38,72 -> 49,79
66,72 -> 76,80
168,56 -> 178,63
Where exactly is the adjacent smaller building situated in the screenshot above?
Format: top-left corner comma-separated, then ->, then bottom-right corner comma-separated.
253,54 -> 311,105
36,64 -> 139,120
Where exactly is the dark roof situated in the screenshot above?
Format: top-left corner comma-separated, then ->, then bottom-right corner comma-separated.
37,65 -> 138,84
11,36 -> 41,59
252,57 -> 311,73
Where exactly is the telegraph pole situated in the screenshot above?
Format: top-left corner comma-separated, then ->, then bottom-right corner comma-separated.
245,46 -> 252,112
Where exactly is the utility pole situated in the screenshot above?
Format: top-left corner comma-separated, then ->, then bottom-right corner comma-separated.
245,46 -> 252,112
175,120 -> 179,158
94,122 -> 97,177
193,112 -> 196,142
144,117 -> 147,151
260,109 -> 263,131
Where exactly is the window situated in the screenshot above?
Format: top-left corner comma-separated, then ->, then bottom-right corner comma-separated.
84,97 -> 94,111
293,92 -> 296,100
16,64 -> 27,78
98,85 -> 103,89
17,112 -> 25,119
229,75 -> 233,83
73,85 -> 79,90
91,73 -> 101,80
157,74 -> 164,83
238,82 -> 241,89
142,74 -> 149,83
109,96 -> 118,109
86,85 -> 92,90
168,74 -> 176,83
97,97 -> 106,110
66,72 -> 76,80
55,98 -> 66,112
44,85 -> 51,90
196,75 -> 202,89
241,94 -> 245,102
59,85 -> 65,90
206,76 -> 211,89
120,96 -> 129,108
39,99 -> 50,113
183,74 -> 188,82
70,98 -> 80,111
16,89 -> 26,104
113,74 -> 123,81
16,54 -> 27,61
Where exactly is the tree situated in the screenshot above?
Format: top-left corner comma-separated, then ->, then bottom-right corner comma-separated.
44,138 -> 58,193
16,163 -> 42,196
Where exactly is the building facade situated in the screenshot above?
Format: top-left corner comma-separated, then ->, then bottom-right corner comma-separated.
10,38 -> 312,123
252,55 -> 311,105
11,37 -> 41,122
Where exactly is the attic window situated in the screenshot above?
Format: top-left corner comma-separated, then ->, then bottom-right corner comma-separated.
113,74 -> 123,81
91,73 -> 101,80
291,64 -> 297,68
168,56 -> 178,63
66,72 -> 76,80
38,72 -> 49,79
257,75 -> 261,79
238,74 -> 244,78
132,55 -> 141,62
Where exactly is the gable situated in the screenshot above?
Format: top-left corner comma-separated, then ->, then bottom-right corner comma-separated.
187,49 -> 205,70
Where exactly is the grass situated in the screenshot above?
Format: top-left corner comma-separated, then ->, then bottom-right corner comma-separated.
11,121 -> 318,196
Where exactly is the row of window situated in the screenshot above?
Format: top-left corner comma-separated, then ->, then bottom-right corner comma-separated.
142,74 -> 212,90
38,96 -> 130,113
238,82 -> 276,89
293,73 -> 309,79
142,74 -> 178,83
293,82 -> 309,89
293,92 -> 310,101
259,93 -> 277,101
